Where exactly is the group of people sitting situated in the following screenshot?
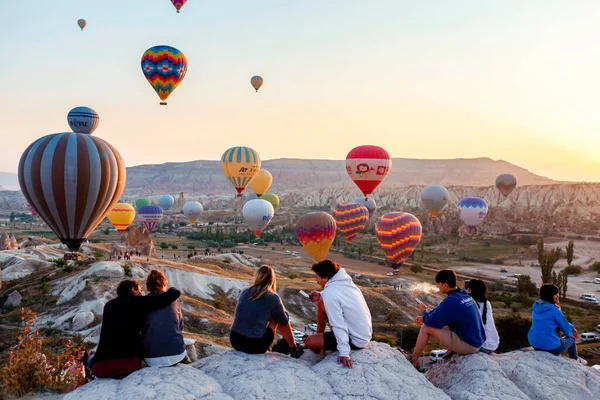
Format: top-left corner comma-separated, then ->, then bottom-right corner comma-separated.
87,260 -> 586,382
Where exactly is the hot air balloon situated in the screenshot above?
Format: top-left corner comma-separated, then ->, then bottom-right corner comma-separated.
135,197 -> 151,210
457,197 -> 488,228
183,201 -> 203,224
353,196 -> 377,216
421,185 -> 449,217
171,0 -> 187,12
243,199 -> 274,236
159,195 -> 175,211
138,205 -> 163,232
67,106 -> 99,135
332,203 -> 369,243
295,212 -> 336,261
346,145 -> 391,197
251,76 -> 263,92
220,146 -> 261,195
496,174 -> 517,197
141,45 -> 187,105
376,212 -> 422,268
18,132 -> 125,252
107,203 -> 136,233
260,193 -> 280,209
25,202 -> 38,217
249,170 -> 272,196
245,192 -> 259,201
77,19 -> 87,30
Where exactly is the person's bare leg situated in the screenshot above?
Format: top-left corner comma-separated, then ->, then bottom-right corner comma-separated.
303,333 -> 324,353
411,325 -> 443,366
316,299 -> 328,333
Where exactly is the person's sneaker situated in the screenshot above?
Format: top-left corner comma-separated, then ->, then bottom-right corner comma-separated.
290,344 -> 304,359
577,357 -> 588,366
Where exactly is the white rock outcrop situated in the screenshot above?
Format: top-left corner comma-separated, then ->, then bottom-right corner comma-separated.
5,290 -> 22,307
72,312 -> 95,331
2,258 -> 51,281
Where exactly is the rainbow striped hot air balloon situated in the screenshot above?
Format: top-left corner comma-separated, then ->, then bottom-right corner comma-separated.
295,212 -> 336,262
141,45 -> 187,105
220,146 -> 261,195
107,203 -> 136,233
332,202 -> 369,243
138,205 -> 163,232
376,212 -> 422,269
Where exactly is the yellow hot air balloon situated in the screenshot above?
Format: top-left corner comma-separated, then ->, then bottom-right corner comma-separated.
249,170 -> 273,196
107,203 -> 136,233
221,146 -> 261,195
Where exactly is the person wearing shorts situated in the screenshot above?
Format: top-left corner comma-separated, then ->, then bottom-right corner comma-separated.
401,270 -> 485,368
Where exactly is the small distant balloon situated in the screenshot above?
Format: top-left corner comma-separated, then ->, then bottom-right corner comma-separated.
332,203 -> 369,243
183,201 -> 203,224
171,0 -> 187,12
251,76 -> 263,92
220,146 -> 261,195
376,212 -> 422,269
421,185 -> 449,217
260,193 -> 280,209
138,205 -> 163,233
243,199 -> 274,237
135,197 -> 151,210
353,196 -> 377,216
67,106 -> 99,135
77,19 -> 87,30
295,212 -> 336,261
495,174 -> 517,197
346,145 -> 391,197
159,195 -> 175,211
107,203 -> 136,233
457,197 -> 488,228
249,169 -> 272,196
141,45 -> 188,105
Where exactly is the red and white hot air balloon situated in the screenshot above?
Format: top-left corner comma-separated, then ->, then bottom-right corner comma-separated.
345,145 -> 391,198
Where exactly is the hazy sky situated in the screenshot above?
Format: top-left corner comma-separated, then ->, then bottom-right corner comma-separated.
2,1 -> 600,181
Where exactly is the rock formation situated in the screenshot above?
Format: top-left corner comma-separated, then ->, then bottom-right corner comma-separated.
9,233 -> 18,250
5,290 -> 22,308
0,232 -> 10,250
120,224 -> 155,256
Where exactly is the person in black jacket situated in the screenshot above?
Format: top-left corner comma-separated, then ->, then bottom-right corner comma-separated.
90,279 -> 181,378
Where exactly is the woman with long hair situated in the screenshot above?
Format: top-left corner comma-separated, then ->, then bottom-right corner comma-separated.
528,283 -> 586,364
467,279 -> 499,354
230,265 -> 303,357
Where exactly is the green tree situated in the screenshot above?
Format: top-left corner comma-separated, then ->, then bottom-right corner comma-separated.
561,270 -> 568,300
410,264 -> 423,274
385,309 -> 398,330
160,242 -> 168,249
537,238 -> 544,266
495,314 -> 532,353
516,275 -> 537,296
9,212 -> 15,223
539,243 -> 562,284
566,240 -> 574,266
368,242 -> 374,256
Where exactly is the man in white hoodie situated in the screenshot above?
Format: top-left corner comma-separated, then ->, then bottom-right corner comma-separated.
304,260 -> 373,368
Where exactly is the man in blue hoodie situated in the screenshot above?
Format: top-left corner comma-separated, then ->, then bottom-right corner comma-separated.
403,270 -> 485,367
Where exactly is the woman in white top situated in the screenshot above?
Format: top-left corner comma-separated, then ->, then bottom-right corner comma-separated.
468,279 -> 499,353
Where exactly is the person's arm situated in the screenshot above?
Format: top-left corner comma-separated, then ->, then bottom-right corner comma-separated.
554,308 -> 575,337
322,294 -> 351,358
269,294 -> 290,325
422,299 -> 454,329
138,287 -> 181,312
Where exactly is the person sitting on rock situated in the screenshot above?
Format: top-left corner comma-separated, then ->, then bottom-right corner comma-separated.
303,260 -> 373,369
142,269 -> 188,367
401,270 -> 485,368
467,279 -> 499,354
90,279 -> 181,379
230,265 -> 303,358
528,284 -> 586,364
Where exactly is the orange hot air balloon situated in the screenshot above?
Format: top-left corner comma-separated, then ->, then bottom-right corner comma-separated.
107,203 -> 136,233
295,212 -> 336,261
220,146 -> 261,195
332,203 -> 369,243
376,212 -> 422,269
249,169 -> 272,196
251,76 -> 263,92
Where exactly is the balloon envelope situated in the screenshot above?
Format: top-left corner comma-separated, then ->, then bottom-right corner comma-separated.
138,205 -> 163,232
107,203 -> 136,233
353,196 -> 377,216
243,199 -> 274,236
245,192 -> 259,201
135,197 -> 151,210
141,45 -> 187,105
77,19 -> 87,30
496,174 -> 517,197
159,195 -> 175,211
67,106 -> 99,135
171,0 -> 187,12
249,170 -> 272,196
260,193 -> 280,209
332,203 -> 369,243
421,185 -> 449,217
220,146 -> 261,195
346,145 -> 391,197
251,76 -> 263,92
25,202 -> 38,217
295,212 -> 336,261
18,132 -> 126,251
183,201 -> 203,224
376,212 -> 422,268
457,197 -> 488,227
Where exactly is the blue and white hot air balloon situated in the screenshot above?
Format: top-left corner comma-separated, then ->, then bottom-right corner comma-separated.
67,106 -> 99,135
243,199 -> 274,237
138,205 -> 163,232
159,195 -> 175,211
457,197 -> 488,228
353,196 -> 377,216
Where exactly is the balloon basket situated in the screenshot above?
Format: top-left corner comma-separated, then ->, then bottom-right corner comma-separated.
160,102 -> 167,106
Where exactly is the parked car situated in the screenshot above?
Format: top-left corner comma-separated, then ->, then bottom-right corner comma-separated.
500,276 -> 507,281
594,278 -> 600,284
429,349 -> 448,362
581,294 -> 597,301
580,332 -> 597,341
291,251 -> 298,256
500,268 -> 508,273
567,274 -> 576,278
386,272 -> 394,276
597,324 -> 600,333
285,250 -> 292,255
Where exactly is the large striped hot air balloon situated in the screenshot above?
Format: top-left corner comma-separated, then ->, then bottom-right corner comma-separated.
295,212 -> 336,262
346,145 -> 391,197
421,185 -> 449,217
107,203 -> 136,233
332,203 -> 369,243
141,45 -> 187,105
183,201 -> 203,224
170,0 -> 187,12
159,195 -> 175,211
376,212 -> 422,269
138,205 -> 163,232
67,106 -> 99,135
18,132 -> 126,251
243,199 -> 274,237
220,146 -> 261,195
249,169 -> 272,196
457,197 -> 488,228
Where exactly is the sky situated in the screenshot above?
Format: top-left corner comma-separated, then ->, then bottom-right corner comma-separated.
1,0 -> 600,182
